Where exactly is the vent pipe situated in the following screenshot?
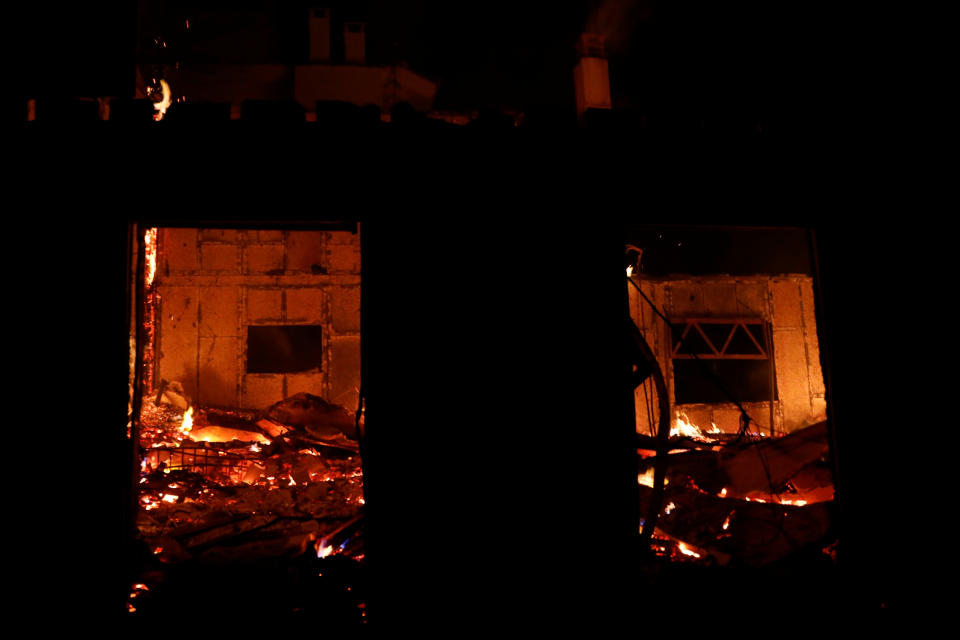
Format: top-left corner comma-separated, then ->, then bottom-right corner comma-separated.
573,33 -> 612,121
344,22 -> 366,65
308,8 -> 331,62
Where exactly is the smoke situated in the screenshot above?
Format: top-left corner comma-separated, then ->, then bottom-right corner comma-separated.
584,0 -> 653,53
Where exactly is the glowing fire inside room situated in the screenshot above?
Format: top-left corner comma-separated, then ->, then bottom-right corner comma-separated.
121,221 -> 839,622
128,222 -> 364,617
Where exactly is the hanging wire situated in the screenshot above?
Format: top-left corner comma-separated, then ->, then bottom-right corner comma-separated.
642,377 -> 655,437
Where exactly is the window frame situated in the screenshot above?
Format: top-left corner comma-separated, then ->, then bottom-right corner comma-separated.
669,317 -> 776,404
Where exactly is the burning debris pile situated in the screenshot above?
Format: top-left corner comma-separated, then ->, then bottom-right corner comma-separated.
135,392 -> 365,569
638,414 -> 835,567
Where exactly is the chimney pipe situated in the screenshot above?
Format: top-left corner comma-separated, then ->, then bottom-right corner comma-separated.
344,22 -> 366,65
573,33 -> 612,122
308,7 -> 331,62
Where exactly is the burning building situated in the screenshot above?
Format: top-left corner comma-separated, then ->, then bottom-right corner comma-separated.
628,265 -> 826,437
624,226 -> 835,573
125,222 -> 366,622
16,0 -> 894,626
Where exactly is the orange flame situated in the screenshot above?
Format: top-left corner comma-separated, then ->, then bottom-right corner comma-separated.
153,79 -> 172,121
779,498 -> 807,506
677,542 -> 701,558
722,512 -> 733,530
179,407 -> 193,436
316,539 -> 334,558
671,412 -> 719,441
637,468 -> 655,488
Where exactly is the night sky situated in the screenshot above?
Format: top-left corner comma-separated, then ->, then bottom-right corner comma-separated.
24,0 -> 825,127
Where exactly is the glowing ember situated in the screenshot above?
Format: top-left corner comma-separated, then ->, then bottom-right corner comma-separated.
178,407 -> 193,436
664,502 -> 676,515
677,542 -> 701,558
626,265 -> 634,277
189,425 -> 271,444
133,584 -> 149,592
287,474 -> 297,487
153,546 -> 163,555
719,487 -> 727,497
128,603 -> 137,613
249,444 -> 262,453
722,513 -> 733,530
144,228 -> 158,286
153,79 -> 172,120
161,494 -> 177,503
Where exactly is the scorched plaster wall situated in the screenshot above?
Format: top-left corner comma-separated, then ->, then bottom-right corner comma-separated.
153,227 -> 360,412
629,274 -> 826,435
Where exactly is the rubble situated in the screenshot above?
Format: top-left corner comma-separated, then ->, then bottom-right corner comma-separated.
264,392 -> 359,441
136,395 -> 365,567
639,482 -> 833,567
637,420 -> 835,567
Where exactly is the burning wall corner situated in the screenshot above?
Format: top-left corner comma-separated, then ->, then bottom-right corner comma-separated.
147,227 -> 360,412
629,275 -> 826,437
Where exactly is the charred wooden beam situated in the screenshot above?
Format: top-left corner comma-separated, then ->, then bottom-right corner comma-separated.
198,519 -> 322,562
182,514 -> 279,552
638,483 -> 833,567
644,421 -> 829,497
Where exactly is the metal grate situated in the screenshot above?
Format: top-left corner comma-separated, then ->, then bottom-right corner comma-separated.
144,446 -> 255,484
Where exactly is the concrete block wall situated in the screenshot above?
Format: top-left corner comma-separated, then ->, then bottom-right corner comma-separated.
629,275 -> 826,435
154,227 -> 361,412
